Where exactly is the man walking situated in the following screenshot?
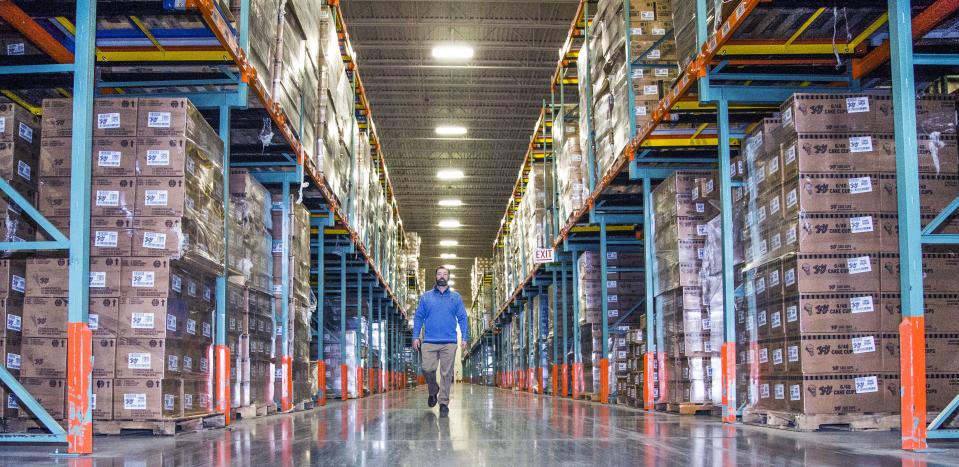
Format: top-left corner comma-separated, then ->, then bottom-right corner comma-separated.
412,266 -> 469,416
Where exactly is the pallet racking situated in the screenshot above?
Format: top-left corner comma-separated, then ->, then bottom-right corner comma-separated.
463,0 -> 959,449
0,0 -> 416,453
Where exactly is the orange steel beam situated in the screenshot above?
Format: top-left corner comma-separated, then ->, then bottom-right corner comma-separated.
0,0 -> 74,63
852,0 -> 959,79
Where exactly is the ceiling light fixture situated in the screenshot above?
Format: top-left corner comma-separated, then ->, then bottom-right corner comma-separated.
438,199 -> 463,207
436,169 -> 464,180
438,219 -> 461,228
440,253 -> 457,259
432,44 -> 474,61
447,281 -> 456,286
439,240 -> 459,247
442,264 -> 457,270
435,125 -> 468,136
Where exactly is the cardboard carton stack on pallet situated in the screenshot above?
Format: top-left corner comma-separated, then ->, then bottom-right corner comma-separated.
554,104 -> 589,225
737,92 -> 959,418
19,96 -> 225,423
651,171 -> 723,407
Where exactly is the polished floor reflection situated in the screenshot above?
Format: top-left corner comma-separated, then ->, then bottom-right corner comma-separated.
2,384 -> 958,466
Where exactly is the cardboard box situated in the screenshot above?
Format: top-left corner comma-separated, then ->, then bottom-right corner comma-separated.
136,137 -> 191,177
925,373 -> 959,412
91,176 -> 136,218
781,133 -> 897,177
17,378 -> 65,420
780,93 -> 889,133
877,173 -> 959,215
91,217 -> 134,257
113,378 -> 182,421
38,137 -> 71,178
20,337 -> 67,378
782,173 -> 882,217
41,98 -> 73,138
118,296 -> 187,339
93,137 -> 137,177
0,295 -> 23,337
878,293 -> 959,333
879,252 -> 959,293
785,333 -> 885,374
782,292 -> 881,334
782,253 -> 881,294
92,338 -> 117,379
115,337 -> 181,379
135,177 -> 194,218
131,216 -> 184,257
0,335 -> 21,375
880,333 -> 959,372
90,297 -> 120,338
136,98 -> 190,138
0,259 -> 26,297
783,213 -> 884,254
93,378 -> 114,420
22,296 -> 69,338
94,98 -> 138,138
786,373 -> 890,414
37,176 -> 71,218
0,99 -> 41,148
0,140 -> 38,194
756,375 -> 789,411
121,258 -> 179,298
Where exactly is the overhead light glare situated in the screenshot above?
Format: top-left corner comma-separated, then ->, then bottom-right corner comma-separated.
436,169 -> 465,180
440,253 -> 457,259
439,240 -> 459,247
435,126 -> 468,136
447,281 -> 456,286
432,44 -> 474,61
442,264 -> 457,270
438,199 -> 463,207
438,219 -> 461,229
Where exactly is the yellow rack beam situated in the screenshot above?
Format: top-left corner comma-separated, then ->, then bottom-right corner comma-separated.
97,49 -> 233,62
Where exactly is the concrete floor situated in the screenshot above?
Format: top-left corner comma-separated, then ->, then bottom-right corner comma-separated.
2,384 -> 959,466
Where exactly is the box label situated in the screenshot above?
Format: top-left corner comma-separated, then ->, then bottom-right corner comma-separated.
187,281 -> 197,297
124,393 -> 147,410
183,356 -> 193,370
7,393 -> 18,409
759,348 -> 768,363
6,313 -> 21,332
855,375 -> 879,393
769,197 -> 780,215
142,232 -> 167,249
786,305 -> 798,323
166,314 -> 176,332
89,271 -> 106,288
202,322 -> 211,338
849,136 -> 873,153
847,256 -> 872,274
17,160 -> 30,181
96,190 -> 120,207
771,311 -> 781,329
168,355 -> 178,371
788,345 -> 799,362
784,144 -> 797,165
11,275 -> 24,294
643,85 -> 658,96
88,314 -> 99,330
640,10 -> 655,20
144,190 -> 168,207
648,49 -> 661,59
132,271 -> 155,288
6,352 -> 20,370
772,348 -> 783,365
774,384 -> 785,400
849,176 -> 873,194
95,230 -> 119,247
851,336 -> 876,354
164,394 -> 175,410
98,150 -> 122,167
786,189 -> 797,209
171,274 -> 181,293
784,268 -> 796,286
790,384 -> 801,401
127,352 -> 151,369
654,67 -> 669,77
98,113 -> 121,129
146,149 -> 170,166
847,296 -> 874,314
6,42 -> 24,55
850,216 -> 874,233
846,96 -> 870,113
760,383 -> 770,398
131,312 -> 155,329
148,111 -> 172,128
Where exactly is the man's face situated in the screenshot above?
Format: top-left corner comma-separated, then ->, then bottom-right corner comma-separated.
436,268 -> 450,282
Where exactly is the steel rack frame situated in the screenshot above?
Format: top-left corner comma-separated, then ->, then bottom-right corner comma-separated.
0,0 -> 412,454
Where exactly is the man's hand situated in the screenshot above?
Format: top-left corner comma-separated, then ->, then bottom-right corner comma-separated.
412,338 -> 421,350
460,340 -> 468,352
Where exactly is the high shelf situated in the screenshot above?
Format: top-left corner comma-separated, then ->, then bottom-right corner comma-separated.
463,0 -> 959,450
0,0 -> 416,453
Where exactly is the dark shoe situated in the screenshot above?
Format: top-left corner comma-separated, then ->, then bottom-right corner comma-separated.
428,394 -> 437,408
439,404 -> 449,416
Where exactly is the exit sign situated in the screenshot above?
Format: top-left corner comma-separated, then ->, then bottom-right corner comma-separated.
534,248 -> 555,264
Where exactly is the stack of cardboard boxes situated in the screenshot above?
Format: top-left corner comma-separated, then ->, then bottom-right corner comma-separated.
554,104 -> 589,225
651,171 -> 723,406
737,92 -> 959,416
621,327 -> 646,407
16,96 -> 225,423
670,0 -> 737,70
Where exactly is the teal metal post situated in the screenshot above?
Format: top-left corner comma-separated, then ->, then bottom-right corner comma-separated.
717,98 -> 737,422
642,177 -> 656,410
571,249 -> 582,396
65,0 -> 97,452
583,2 -> 596,191
339,253 -> 347,398
367,282 -> 373,393
599,218 -> 610,403
316,220 -> 325,401
377,297 -> 383,392
214,105 -> 231,420
357,271 -> 363,396
551,270 -> 558,393
562,260 -> 569,396
887,0 -> 927,450
623,0 -> 637,137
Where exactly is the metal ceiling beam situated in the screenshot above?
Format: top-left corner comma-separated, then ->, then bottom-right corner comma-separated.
353,42 -> 561,52
346,19 -> 569,29
355,63 -> 557,71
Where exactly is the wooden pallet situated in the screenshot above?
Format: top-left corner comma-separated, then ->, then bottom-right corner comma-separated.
234,403 -> 269,420
666,403 -> 716,416
741,410 -> 900,432
94,413 -> 225,436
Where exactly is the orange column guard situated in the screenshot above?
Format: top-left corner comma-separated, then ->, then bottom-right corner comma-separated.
215,345 -> 231,425
317,361 -> 327,405
66,322 -> 92,454
599,358 -> 609,404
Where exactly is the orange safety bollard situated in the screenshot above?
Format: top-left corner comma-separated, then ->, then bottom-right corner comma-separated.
369,368 -> 376,394
599,358 -> 609,404
341,364 -> 349,400
281,355 -> 293,411
643,353 -> 654,410
215,345 -> 231,425
317,361 -> 327,405
551,364 -> 559,395
721,342 -> 736,422
571,362 -> 581,400
900,317 -> 928,451
562,364 -> 569,397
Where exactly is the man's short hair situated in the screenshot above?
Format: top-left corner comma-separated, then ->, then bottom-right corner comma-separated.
435,266 -> 450,275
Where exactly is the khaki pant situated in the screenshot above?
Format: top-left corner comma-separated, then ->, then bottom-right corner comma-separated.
421,343 -> 457,405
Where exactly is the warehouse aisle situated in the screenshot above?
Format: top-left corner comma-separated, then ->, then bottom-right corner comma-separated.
3,385 -> 957,466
